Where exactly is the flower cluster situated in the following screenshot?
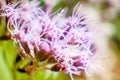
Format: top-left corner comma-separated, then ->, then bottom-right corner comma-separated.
3,0 -> 96,79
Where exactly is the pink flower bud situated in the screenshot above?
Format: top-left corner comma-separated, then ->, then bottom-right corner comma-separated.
39,41 -> 51,54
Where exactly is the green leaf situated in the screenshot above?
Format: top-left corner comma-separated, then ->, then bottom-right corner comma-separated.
33,70 -> 71,80
0,46 -> 14,80
1,40 -> 18,68
0,17 -> 6,37
54,72 -> 70,80
33,70 -> 48,80
15,71 -> 31,80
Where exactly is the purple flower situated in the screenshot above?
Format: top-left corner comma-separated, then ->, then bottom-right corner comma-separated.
3,1 -> 97,80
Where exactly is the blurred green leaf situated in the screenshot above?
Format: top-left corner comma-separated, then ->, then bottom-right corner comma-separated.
33,70 -> 70,80
111,11 -> 120,41
33,70 -> 48,80
0,44 -> 14,80
15,71 -> 31,80
0,17 -> 6,37
54,71 -> 70,80
1,40 -> 18,68
52,1 -> 65,13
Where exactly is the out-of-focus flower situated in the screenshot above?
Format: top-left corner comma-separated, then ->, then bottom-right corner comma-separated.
88,0 -> 120,20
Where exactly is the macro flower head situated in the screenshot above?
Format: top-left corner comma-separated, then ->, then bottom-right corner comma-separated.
0,0 -> 106,80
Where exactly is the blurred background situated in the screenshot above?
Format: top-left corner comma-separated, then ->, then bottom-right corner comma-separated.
0,0 -> 120,80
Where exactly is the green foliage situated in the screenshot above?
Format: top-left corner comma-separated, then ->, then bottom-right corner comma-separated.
15,71 -> 31,80
0,40 -> 18,80
33,70 -> 70,80
0,47 -> 14,80
111,11 -> 120,41
0,17 -> 6,37
1,40 -> 18,68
